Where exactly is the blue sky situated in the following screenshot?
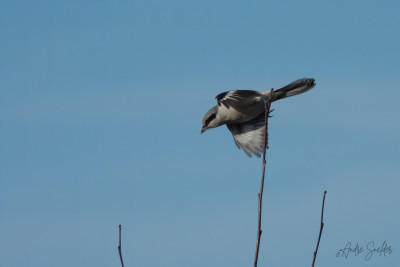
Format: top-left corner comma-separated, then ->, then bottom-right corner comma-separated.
0,0 -> 399,266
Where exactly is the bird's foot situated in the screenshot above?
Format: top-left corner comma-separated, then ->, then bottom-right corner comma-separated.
268,109 -> 275,118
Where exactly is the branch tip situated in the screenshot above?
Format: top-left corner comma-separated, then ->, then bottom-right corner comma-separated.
254,94 -> 272,267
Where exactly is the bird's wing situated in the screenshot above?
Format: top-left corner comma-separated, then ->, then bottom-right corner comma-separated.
215,90 -> 261,109
226,113 -> 266,157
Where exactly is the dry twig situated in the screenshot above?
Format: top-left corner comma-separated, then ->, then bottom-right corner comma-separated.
254,89 -> 273,267
118,224 -> 125,267
311,190 -> 327,267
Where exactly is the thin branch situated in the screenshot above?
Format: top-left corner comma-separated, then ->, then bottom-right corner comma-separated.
118,224 -> 125,267
311,190 -> 327,267
254,89 -> 273,267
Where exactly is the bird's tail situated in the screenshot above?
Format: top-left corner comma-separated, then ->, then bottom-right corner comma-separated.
269,78 -> 316,101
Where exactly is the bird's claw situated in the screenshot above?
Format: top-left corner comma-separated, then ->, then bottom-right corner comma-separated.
268,109 -> 274,118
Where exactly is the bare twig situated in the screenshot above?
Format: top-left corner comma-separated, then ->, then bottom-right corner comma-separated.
118,224 -> 125,267
311,190 -> 327,267
254,89 -> 273,267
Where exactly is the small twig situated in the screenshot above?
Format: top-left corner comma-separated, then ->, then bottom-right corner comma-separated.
311,190 -> 327,267
118,225 -> 125,267
254,89 -> 273,267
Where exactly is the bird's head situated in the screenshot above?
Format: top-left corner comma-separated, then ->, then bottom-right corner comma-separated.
201,106 -> 219,134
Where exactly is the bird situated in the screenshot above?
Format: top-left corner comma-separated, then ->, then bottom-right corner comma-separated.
201,78 -> 316,157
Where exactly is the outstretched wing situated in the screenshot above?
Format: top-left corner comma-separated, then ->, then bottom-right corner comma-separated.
215,90 -> 261,110
226,113 -> 266,157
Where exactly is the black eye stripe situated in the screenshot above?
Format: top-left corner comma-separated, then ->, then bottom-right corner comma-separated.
205,114 -> 216,126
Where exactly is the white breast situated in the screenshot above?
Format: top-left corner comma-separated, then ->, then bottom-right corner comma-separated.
217,101 -> 265,124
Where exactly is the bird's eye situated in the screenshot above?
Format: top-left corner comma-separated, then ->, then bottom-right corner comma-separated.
205,114 -> 216,126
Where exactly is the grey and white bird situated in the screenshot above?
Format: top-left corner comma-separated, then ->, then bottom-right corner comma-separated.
201,78 -> 316,157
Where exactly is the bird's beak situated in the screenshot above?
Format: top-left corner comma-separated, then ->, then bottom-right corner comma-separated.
201,127 -> 206,134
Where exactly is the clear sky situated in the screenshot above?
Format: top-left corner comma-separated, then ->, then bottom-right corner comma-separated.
1,0 -> 399,266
